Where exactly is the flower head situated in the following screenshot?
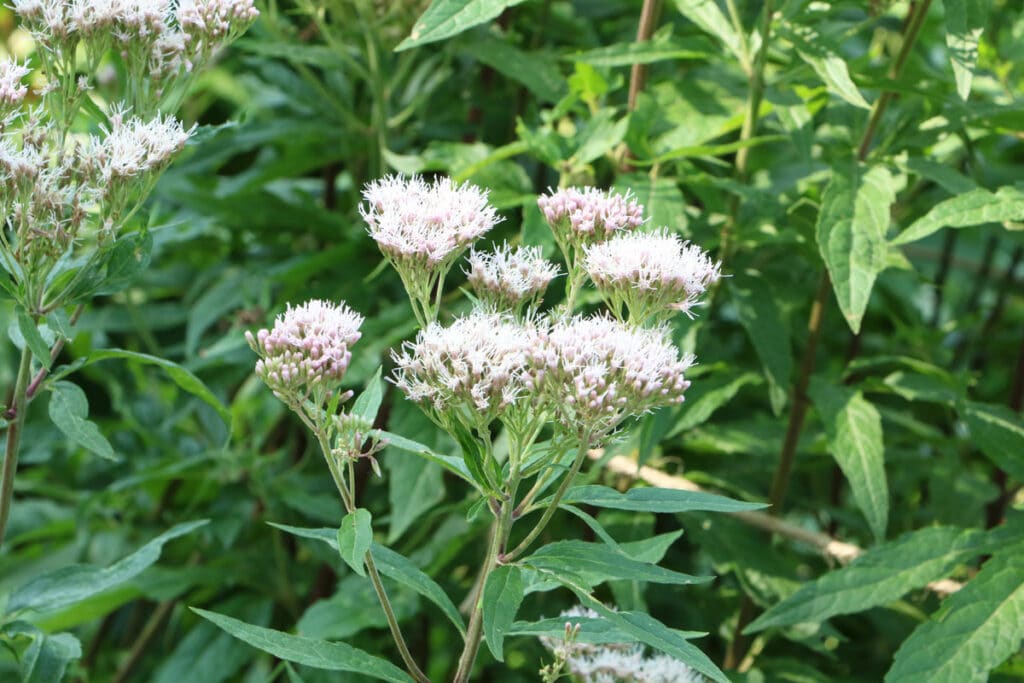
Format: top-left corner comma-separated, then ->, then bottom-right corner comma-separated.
391,310 -> 537,426
177,0 -> 259,48
87,113 -> 191,183
466,244 -> 559,313
0,60 -> 31,111
584,229 -> 721,323
246,300 -> 364,401
530,315 -> 693,439
538,187 -> 644,250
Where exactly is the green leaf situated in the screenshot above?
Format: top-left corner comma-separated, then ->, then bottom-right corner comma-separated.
47,381 -> 116,462
891,186 -> 1024,245
351,366 -> 384,424
482,565 -> 525,661
7,520 -> 207,613
783,23 -> 870,109
461,39 -> 565,102
816,162 -> 895,333
337,509 -> 373,577
959,401 -> 1024,482
52,349 -> 230,428
267,524 -> 466,637
523,540 -> 710,587
746,526 -> 988,632
17,309 -> 51,369
809,379 -> 888,542
574,110 -> 628,164
386,452 -> 444,543
549,484 -> 766,514
672,0 -> 746,66
3,623 -> 82,683
509,616 -> 636,644
944,0 -> 988,100
370,544 -> 466,637
730,275 -> 792,414
672,372 -> 762,433
372,429 -> 475,485
567,36 -> 710,67
192,609 -> 414,683
885,548 -> 1024,682
397,0 -> 527,50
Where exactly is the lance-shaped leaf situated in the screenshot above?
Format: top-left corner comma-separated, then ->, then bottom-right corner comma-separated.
944,0 -> 988,100
482,565 -> 525,661
192,609 -> 413,683
816,163 -> 895,333
398,0 -> 527,51
959,401 -> 1024,483
885,547 -> 1024,682
809,379 -> 888,542
746,526 -> 988,632
782,22 -> 870,109
549,484 -> 765,514
731,274 -> 792,414
48,381 -> 117,462
522,540 -> 710,588
672,0 -> 746,66
891,186 -> 1024,245
337,509 -> 373,577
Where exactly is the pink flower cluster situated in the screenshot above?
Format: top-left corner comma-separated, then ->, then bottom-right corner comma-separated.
584,229 -> 721,321
246,300 -> 364,398
465,244 -> 559,313
529,315 -> 693,438
0,60 -> 31,109
362,175 -> 501,268
537,187 -> 644,246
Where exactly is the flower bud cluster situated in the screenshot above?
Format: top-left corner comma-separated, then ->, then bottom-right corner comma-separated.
466,244 -> 559,314
541,607 -> 704,683
584,229 -> 721,324
391,310 -> 537,427
246,300 -> 364,401
0,60 -> 31,111
178,0 -> 260,51
537,187 -> 645,246
529,315 -> 693,438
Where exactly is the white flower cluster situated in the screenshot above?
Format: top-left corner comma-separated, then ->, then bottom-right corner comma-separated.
538,187 -> 645,246
465,244 -> 559,313
542,607 -> 704,683
585,230 -> 721,324
246,300 -> 364,400
530,315 -> 693,438
362,175 -> 500,269
0,60 -> 31,110
178,0 -> 260,46
87,113 -> 192,183
391,310 -> 537,426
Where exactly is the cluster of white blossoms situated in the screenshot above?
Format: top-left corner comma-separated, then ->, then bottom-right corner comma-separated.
11,0 -> 258,112
0,61 -> 31,111
245,300 -> 364,401
529,316 -> 693,438
541,607 -> 704,683
362,175 -> 500,270
86,112 -> 191,183
391,310 -> 537,427
465,244 -> 560,314
585,230 -> 721,324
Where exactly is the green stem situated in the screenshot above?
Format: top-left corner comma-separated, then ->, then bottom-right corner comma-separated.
314,430 -> 430,683
505,437 -> 590,562
452,496 -> 515,683
0,347 -> 34,547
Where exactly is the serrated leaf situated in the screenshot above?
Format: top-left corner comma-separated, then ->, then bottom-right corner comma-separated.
398,0 -> 526,51
17,310 -> 51,369
960,401 -> 1024,482
482,565 -> 524,661
47,381 -> 116,462
730,275 -> 792,414
523,540 -> 710,588
192,609 -> 414,682
549,485 -> 766,514
944,0 -> 988,100
567,36 -> 710,67
809,379 -> 888,542
746,526 -> 988,632
892,186 -> 1024,245
673,372 -> 762,433
337,509 -> 373,577
783,22 -> 870,109
7,520 -> 207,613
371,429 -> 475,486
885,548 -> 1024,682
816,162 -> 895,333
672,0 -> 746,66
461,39 -> 565,102
509,616 -> 636,644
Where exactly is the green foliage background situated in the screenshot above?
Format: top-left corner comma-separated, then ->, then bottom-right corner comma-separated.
1,0 -> 1023,681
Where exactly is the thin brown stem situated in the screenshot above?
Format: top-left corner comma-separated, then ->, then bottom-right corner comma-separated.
627,0 -> 663,113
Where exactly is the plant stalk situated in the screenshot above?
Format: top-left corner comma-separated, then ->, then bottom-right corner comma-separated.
0,347 -> 34,548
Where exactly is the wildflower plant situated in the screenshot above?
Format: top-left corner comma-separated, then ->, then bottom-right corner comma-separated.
236,174 -> 744,683
0,0 -> 257,543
